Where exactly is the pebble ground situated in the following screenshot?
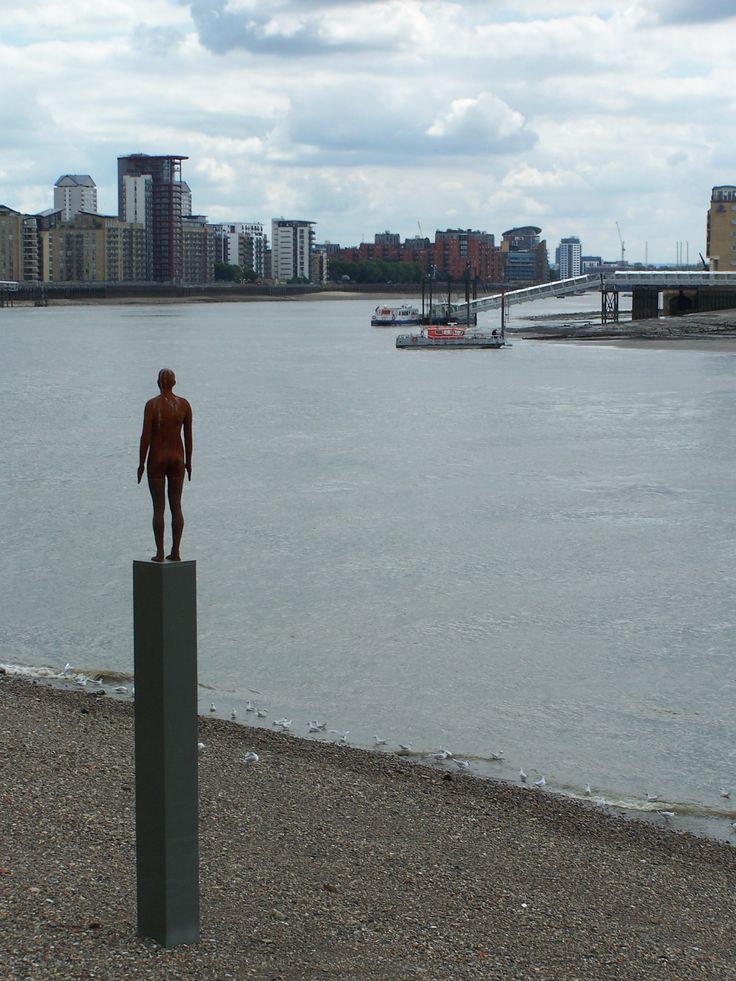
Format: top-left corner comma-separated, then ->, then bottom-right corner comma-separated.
2,675 -> 735,980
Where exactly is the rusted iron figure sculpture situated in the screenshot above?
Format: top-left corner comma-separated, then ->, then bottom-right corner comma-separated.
138,369 -> 193,562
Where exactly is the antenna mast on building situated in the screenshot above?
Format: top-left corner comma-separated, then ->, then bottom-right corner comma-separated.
615,222 -> 625,266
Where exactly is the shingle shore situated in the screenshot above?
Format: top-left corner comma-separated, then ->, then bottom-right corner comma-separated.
2,674 -> 735,981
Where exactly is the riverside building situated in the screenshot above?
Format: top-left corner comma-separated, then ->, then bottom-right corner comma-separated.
557,236 -> 582,279
271,218 -> 315,282
53,175 -> 98,221
0,205 -> 40,281
706,185 -> 736,270
117,153 -> 188,281
213,222 -> 267,278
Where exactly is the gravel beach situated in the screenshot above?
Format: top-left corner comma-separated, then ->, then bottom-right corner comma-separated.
2,674 -> 735,981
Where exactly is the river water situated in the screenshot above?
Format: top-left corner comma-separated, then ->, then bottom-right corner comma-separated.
2,295 -> 735,838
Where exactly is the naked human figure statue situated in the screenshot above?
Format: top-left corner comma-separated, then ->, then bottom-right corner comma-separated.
138,369 -> 193,562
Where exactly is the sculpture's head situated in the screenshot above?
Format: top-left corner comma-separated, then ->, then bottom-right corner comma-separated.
157,368 -> 176,391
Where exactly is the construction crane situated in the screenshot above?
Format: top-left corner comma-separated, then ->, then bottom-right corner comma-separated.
615,222 -> 626,266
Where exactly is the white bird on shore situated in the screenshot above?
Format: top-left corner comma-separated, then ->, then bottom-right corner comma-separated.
244,700 -> 255,713
308,721 -> 327,733
432,748 -> 452,761
519,769 -> 527,783
719,788 -> 730,799
63,663 -> 73,676
273,718 -> 292,730
197,742 -> 205,751
657,810 -> 675,820
398,743 -> 413,753
534,776 -> 546,789
256,709 -> 268,719
374,735 -> 387,746
209,702 -> 217,713
646,793 -> 658,803
584,784 -> 593,797
243,752 -> 259,764
75,675 -> 88,687
488,752 -> 503,761
230,708 -> 238,720
329,729 -> 350,743
454,759 -> 470,770
730,822 -> 736,832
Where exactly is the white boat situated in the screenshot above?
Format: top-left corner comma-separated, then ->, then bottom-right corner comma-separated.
396,323 -> 510,350
371,303 -> 422,327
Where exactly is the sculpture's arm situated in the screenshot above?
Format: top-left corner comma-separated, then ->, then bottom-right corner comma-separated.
184,402 -> 193,480
137,402 -> 153,483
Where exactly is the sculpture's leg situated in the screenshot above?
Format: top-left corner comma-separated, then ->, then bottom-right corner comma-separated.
167,475 -> 185,561
147,475 -> 166,562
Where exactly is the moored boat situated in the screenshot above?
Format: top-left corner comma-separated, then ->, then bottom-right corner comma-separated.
371,303 -> 422,326
396,323 -> 509,349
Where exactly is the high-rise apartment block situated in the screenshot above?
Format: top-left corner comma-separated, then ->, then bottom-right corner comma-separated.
0,206 -> 40,281
40,212 -> 146,282
434,229 -> 499,281
500,226 -> 548,283
117,154 -> 188,281
54,175 -> 98,220
213,222 -> 267,277
557,236 -> 582,279
271,219 -> 315,282
706,185 -> 736,270
182,215 -> 216,284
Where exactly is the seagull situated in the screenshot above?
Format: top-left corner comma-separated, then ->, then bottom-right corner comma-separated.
719,788 -> 731,799
62,663 -> 73,676
243,752 -> 259,764
488,752 -> 503,761
273,718 -> 292,730
308,721 -> 327,733
730,822 -> 736,832
75,675 -> 88,688
646,794 -> 659,803
454,759 -> 470,769
432,748 -> 452,761
657,810 -> 675,820
519,769 -> 527,783
398,743 -> 413,753
256,709 -> 268,719
230,708 -> 238,720
373,735 -> 387,746
584,784 -> 593,797
197,742 -> 205,751
534,776 -> 546,789
244,700 -> 255,713
114,686 -> 128,694
209,702 -> 217,713
329,729 -> 350,743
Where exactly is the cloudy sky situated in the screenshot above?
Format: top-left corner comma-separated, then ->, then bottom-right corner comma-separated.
2,0 -> 734,264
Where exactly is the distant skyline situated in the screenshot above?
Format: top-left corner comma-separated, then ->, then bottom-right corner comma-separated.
1,1 -> 734,264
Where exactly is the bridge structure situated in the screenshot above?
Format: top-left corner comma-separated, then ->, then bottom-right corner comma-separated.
437,270 -> 736,324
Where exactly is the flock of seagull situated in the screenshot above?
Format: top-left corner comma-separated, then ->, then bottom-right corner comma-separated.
57,668 -> 735,836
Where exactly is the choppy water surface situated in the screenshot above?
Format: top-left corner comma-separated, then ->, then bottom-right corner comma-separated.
1,297 -> 735,838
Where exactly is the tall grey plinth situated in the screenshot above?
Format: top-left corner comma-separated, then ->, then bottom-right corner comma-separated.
133,560 -> 199,947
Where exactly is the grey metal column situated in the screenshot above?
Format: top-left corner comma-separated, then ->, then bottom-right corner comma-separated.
133,559 -> 199,947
